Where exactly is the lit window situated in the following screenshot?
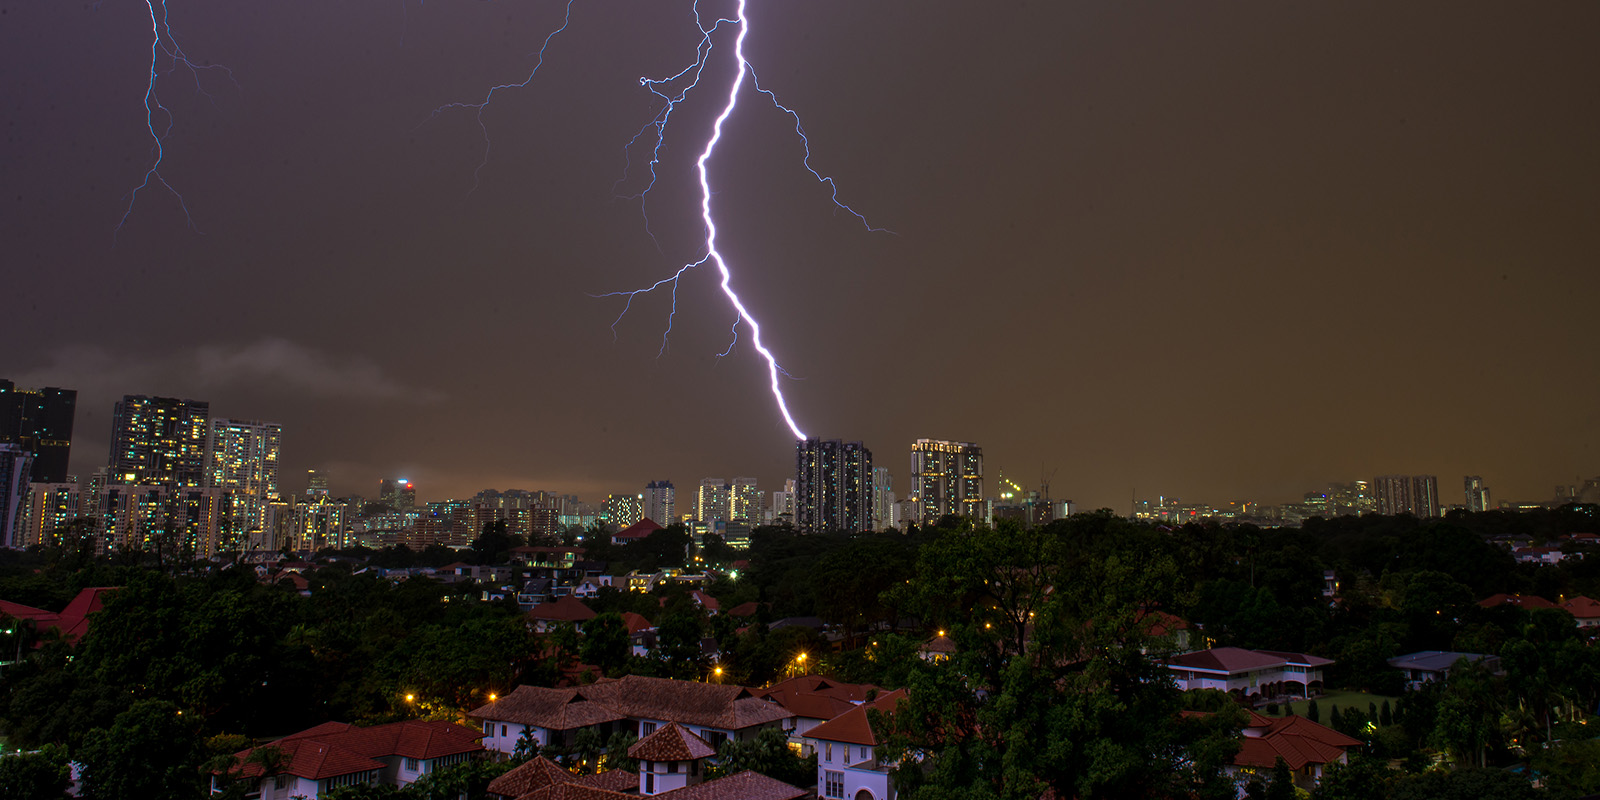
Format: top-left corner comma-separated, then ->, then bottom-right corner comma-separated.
824,770 -> 845,799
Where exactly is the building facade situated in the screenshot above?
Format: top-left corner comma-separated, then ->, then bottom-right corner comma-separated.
1374,474 -> 1440,518
109,395 -> 210,488
795,439 -> 872,533
0,444 -> 33,549
910,439 -> 984,524
207,418 -> 283,553
0,379 -> 76,483
643,480 -> 675,525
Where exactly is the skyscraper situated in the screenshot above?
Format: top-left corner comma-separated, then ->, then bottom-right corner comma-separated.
0,444 -> 34,549
207,418 -> 283,552
1374,474 -> 1440,518
696,478 -> 729,526
603,493 -> 643,528
109,395 -> 210,487
910,439 -> 984,524
795,438 -> 872,533
0,379 -> 76,483
1464,476 -> 1490,513
872,467 -> 896,531
730,477 -> 761,522
644,480 -> 675,525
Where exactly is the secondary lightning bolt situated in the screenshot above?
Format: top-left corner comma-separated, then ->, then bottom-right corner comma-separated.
117,0 -> 234,236
420,0 -> 578,194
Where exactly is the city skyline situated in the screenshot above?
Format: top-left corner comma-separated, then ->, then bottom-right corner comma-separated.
5,1 -> 1597,513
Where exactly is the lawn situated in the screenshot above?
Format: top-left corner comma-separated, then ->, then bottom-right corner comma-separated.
1273,690 -> 1398,719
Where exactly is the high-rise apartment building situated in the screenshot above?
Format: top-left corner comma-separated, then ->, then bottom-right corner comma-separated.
0,444 -> 34,549
795,438 -> 872,533
769,479 -> 796,526
307,469 -> 329,496
207,418 -> 283,552
729,477 -> 761,522
910,439 -> 984,524
871,467 -> 896,531
603,493 -> 643,528
20,481 -> 80,548
1374,474 -> 1440,518
696,478 -> 729,526
1464,476 -> 1491,513
109,395 -> 210,487
643,480 -> 675,525
0,379 -> 76,483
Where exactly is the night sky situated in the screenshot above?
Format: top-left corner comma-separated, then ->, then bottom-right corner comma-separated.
5,1 -> 1597,511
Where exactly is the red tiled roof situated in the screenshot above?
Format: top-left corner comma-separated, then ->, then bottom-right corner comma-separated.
578,675 -> 794,731
1561,596 -> 1600,619
920,634 -> 957,654
656,770 -> 807,800
575,769 -> 639,793
515,782 -> 633,800
528,596 -> 597,623
804,688 -> 908,747
758,676 -> 884,722
620,612 -> 654,634
470,686 -> 628,730
724,601 -> 763,618
1137,609 -> 1189,637
1232,716 -> 1361,769
1478,593 -> 1558,610
690,591 -> 720,612
628,722 -> 717,761
230,720 -> 483,781
614,519 -> 663,540
486,756 -> 577,797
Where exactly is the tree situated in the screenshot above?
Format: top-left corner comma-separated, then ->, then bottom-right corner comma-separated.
1311,753 -> 1393,800
581,612 -> 630,675
706,727 -> 815,786
0,743 -> 70,800
77,699 -> 206,800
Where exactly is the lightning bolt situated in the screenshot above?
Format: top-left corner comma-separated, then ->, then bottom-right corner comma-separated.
117,0 -> 234,237
434,0 -> 886,440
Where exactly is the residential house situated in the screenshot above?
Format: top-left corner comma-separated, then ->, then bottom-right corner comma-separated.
213,720 -> 484,799
1165,647 -> 1332,702
1478,593 -> 1558,611
917,633 -> 955,662
1561,596 -> 1600,629
804,689 -> 908,800
471,675 -> 793,759
485,756 -> 637,799
527,595 -> 597,633
612,519 -> 663,547
631,722 -> 716,795
1223,711 -> 1362,795
758,675 -> 883,754
689,590 -> 720,615
1386,651 -> 1500,689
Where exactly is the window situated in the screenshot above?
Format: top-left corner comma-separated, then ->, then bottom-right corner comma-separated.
641,721 -> 657,736
860,746 -> 869,761
404,757 -> 420,772
667,761 -> 678,774
645,773 -> 655,794
483,721 -> 494,735
274,775 -> 289,790
825,742 -> 832,762
501,724 -> 508,737
824,770 -> 845,799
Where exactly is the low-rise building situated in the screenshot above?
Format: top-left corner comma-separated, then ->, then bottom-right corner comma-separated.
803,689 -> 907,800
214,720 -> 483,799
1386,651 -> 1500,690
1164,647 -> 1332,702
